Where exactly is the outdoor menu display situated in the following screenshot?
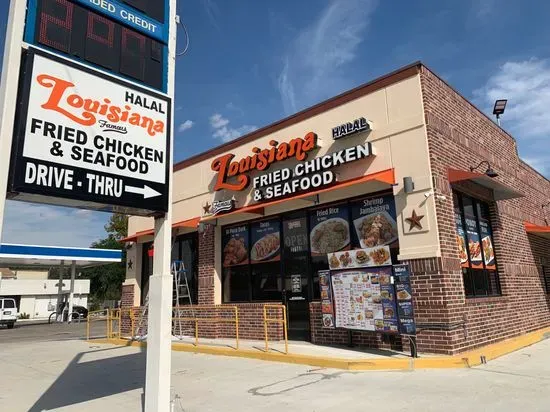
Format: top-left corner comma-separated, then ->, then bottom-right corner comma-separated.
309,205 -> 350,257
328,246 -> 392,270
319,270 -> 335,328
393,264 -> 416,335
222,225 -> 249,267
331,267 -> 399,333
478,204 -> 496,270
454,198 -> 469,268
351,194 -> 398,249
464,209 -> 483,269
250,219 -> 281,264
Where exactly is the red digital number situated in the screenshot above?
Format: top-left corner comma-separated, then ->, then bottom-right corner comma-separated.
87,12 -> 115,48
121,28 -> 146,79
39,0 -> 73,52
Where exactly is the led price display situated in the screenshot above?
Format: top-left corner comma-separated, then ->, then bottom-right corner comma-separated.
34,0 -> 164,90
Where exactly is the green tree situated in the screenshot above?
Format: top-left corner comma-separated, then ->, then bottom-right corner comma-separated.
82,214 -> 128,304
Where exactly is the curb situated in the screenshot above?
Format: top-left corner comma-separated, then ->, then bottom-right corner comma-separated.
88,326 -> 550,371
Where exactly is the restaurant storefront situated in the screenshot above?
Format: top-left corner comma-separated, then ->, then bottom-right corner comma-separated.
121,62 -> 550,355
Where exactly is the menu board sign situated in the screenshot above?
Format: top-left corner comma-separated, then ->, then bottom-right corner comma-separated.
309,205 -> 350,257
351,194 -> 398,249
464,214 -> 483,269
393,264 -> 416,335
454,204 -> 469,268
331,268 -> 398,333
318,270 -> 335,328
222,225 -> 249,267
327,246 -> 392,270
478,216 -> 496,270
283,217 -> 308,254
250,219 -> 281,264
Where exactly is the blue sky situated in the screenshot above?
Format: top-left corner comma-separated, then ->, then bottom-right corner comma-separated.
1,0 -> 549,247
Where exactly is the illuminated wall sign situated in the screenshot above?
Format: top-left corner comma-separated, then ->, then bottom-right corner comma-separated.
210,132 -> 318,192
8,48 -> 171,216
252,143 -> 374,202
332,117 -> 371,140
24,0 -> 167,91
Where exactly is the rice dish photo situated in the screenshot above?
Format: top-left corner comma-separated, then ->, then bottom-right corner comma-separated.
310,218 -> 350,254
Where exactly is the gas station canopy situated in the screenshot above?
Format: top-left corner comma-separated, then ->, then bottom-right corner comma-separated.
0,243 -> 122,267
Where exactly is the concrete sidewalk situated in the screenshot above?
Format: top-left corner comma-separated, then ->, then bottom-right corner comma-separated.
1,336 -> 550,411
100,326 -> 550,371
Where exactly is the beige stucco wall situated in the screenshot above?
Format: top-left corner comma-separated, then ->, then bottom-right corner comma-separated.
127,73 -> 440,300
14,270 -> 49,280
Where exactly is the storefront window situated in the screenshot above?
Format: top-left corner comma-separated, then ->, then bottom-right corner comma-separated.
250,219 -> 282,301
453,191 -> 501,297
141,234 -> 199,305
221,191 -> 400,303
309,203 -> 350,299
222,224 -> 250,302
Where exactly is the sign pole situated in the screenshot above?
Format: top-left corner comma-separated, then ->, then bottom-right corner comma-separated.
0,0 -> 26,243
145,0 -> 176,411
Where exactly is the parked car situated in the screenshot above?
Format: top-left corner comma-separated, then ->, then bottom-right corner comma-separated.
71,305 -> 88,320
0,298 -> 18,329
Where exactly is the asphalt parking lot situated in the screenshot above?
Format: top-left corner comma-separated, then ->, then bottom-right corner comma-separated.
1,323 -> 550,411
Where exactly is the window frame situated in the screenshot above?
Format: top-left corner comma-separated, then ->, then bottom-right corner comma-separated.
221,190 -> 399,303
453,190 -> 502,298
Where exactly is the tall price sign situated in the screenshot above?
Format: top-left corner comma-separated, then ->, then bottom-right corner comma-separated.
6,0 -> 172,216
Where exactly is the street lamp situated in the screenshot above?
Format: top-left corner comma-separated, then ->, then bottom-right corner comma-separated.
493,99 -> 507,126
470,160 -> 499,178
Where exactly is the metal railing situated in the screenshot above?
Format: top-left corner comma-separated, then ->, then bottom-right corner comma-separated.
172,305 -> 239,349
263,304 -> 288,354
86,309 -> 110,340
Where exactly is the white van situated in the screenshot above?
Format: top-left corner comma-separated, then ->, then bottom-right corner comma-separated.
0,298 -> 18,329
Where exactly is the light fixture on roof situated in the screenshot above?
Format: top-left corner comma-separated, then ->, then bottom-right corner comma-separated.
493,99 -> 507,126
470,160 -> 498,178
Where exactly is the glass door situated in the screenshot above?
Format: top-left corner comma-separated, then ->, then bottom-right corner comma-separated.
282,213 -> 310,340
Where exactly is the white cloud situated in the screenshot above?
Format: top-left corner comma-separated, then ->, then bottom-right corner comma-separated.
178,120 -> 194,133
209,113 -> 229,129
1,201 -> 109,247
473,0 -> 496,19
209,113 -> 256,143
473,58 -> 550,139
473,58 -> 550,177
522,156 -> 549,175
201,0 -> 221,31
277,0 -> 378,114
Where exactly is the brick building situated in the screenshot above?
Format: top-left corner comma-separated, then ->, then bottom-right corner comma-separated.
121,62 -> 550,355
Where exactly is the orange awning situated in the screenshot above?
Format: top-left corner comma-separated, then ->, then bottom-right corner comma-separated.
202,168 -> 395,222
173,217 -> 201,229
121,216 -> 201,242
120,229 -> 154,243
524,222 -> 550,240
447,168 -> 524,201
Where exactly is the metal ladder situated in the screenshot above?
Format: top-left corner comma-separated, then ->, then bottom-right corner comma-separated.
172,260 -> 194,339
133,259 -> 194,340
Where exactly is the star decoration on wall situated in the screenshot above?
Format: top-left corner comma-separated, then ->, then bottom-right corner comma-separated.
202,202 -> 211,214
405,209 -> 425,231
127,260 -> 133,270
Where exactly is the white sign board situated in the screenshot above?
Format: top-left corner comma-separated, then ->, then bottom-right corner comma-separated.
9,48 -> 171,215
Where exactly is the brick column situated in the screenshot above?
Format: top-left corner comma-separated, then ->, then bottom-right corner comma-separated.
120,284 -> 135,335
198,225 -> 216,305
